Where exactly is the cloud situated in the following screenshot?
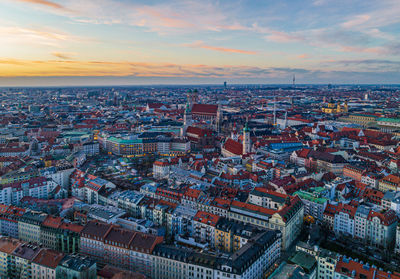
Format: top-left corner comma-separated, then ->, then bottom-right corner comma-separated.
312,0 -> 328,6
265,30 -> 303,43
15,0 -> 64,10
51,52 -> 74,59
339,46 -> 384,54
57,0 -> 241,35
0,58 -> 308,78
321,59 -> 400,72
297,54 -> 310,59
10,0 -> 250,36
0,58 -> 400,85
250,24 -> 305,43
184,41 -> 257,55
0,26 -> 72,47
2,57 -> 398,79
341,14 -> 371,29
257,25 -> 400,57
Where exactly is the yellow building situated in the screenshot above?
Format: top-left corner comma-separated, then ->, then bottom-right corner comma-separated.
214,219 -> 253,252
0,237 -> 21,278
0,171 -> 37,185
340,113 -> 379,127
322,99 -> 348,114
379,174 -> 400,192
230,190 -> 304,250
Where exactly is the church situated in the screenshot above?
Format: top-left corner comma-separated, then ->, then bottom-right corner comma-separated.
181,90 -> 222,136
221,123 -> 252,157
321,98 -> 348,114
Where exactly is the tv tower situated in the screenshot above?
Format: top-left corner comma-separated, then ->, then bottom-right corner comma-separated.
292,74 -> 296,87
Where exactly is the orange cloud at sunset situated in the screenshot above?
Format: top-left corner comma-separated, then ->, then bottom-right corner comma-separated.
0,59 -> 269,78
184,41 -> 257,55
15,0 -> 64,10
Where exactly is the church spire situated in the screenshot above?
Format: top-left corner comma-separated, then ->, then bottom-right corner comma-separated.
243,121 -> 251,155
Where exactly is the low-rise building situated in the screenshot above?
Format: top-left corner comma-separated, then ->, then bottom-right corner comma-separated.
333,203 -> 356,237
343,165 -> 365,182
294,187 -> 328,220
395,224 -> 400,255
379,174 -> 400,193
230,192 -> 303,250
55,254 -> 97,279
193,211 -> 220,247
214,218 -> 257,252
0,177 -> 60,205
365,209 -> 398,249
31,248 -> 64,279
296,241 -> 339,279
18,211 -> 48,244
12,242 -> 41,279
80,220 -> 162,277
334,255 -> 399,279
361,172 -> 381,189
152,230 -> 281,279
0,205 -> 25,238
80,221 -> 113,259
0,237 -> 21,278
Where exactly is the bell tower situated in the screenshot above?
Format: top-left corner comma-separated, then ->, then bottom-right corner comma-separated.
243,122 -> 251,155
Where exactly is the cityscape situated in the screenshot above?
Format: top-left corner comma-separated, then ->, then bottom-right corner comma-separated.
1,1 -> 400,279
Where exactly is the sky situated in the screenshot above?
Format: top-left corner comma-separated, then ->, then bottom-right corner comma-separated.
0,0 -> 400,86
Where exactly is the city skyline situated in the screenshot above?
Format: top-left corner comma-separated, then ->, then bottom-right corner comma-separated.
1,0 -> 400,86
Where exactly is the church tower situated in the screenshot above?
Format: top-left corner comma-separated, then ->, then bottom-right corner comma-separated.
336,102 -> 341,113
216,105 -> 222,132
243,122 -> 251,155
181,103 -> 192,137
231,122 -> 238,141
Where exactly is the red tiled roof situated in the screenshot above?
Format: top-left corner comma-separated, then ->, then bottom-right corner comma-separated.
33,248 -> 64,268
367,209 -> 398,226
335,256 -> 375,278
223,139 -> 243,155
296,148 -> 311,158
323,203 -> 338,217
191,104 -> 218,115
253,187 -> 288,199
42,216 -> 63,229
60,222 -> 84,233
381,174 -> 400,185
230,200 -> 276,216
211,197 -> 231,209
184,188 -> 201,199
194,211 -> 220,226
186,126 -> 213,137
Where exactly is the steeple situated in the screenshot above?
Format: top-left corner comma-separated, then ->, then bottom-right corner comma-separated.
283,111 -> 288,130
187,90 -> 193,110
243,121 -> 250,132
181,102 -> 192,137
243,121 -> 251,155
216,105 -> 222,133
337,102 -> 341,113
231,122 -> 238,140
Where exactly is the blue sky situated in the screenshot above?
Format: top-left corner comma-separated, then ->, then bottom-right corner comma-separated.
0,0 -> 399,85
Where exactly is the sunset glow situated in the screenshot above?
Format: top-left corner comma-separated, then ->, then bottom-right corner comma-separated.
1,0 -> 399,85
